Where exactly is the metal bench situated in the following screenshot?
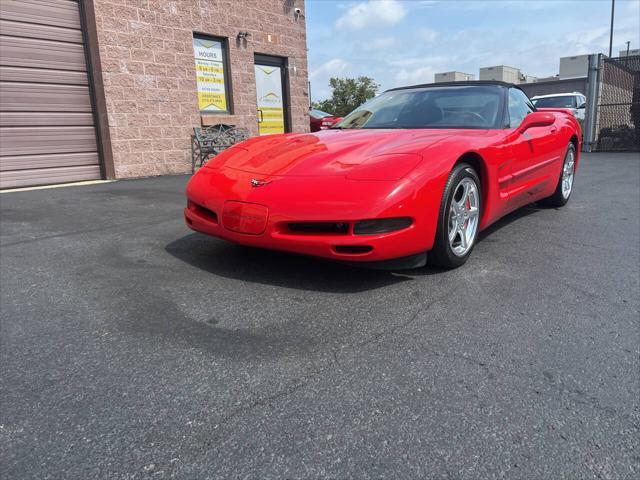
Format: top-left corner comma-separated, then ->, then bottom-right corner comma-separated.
190,124 -> 250,173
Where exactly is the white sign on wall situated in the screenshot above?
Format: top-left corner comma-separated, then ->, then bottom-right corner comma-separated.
192,37 -> 228,112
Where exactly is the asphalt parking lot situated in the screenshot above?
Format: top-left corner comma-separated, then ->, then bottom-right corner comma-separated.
1,152 -> 639,479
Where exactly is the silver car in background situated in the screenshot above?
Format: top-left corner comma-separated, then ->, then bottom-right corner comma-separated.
531,92 -> 587,124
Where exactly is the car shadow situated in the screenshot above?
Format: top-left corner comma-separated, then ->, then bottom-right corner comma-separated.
113,288 -> 320,360
165,233 -> 415,293
165,204 -> 546,289
385,203 -> 547,277
478,203 -> 545,242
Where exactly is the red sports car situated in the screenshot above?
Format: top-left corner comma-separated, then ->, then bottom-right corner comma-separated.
185,81 -> 581,269
309,108 -> 343,132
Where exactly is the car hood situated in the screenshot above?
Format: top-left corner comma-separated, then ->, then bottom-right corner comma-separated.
208,129 -> 473,178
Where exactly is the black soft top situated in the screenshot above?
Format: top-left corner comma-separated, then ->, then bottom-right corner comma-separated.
387,80 -> 517,92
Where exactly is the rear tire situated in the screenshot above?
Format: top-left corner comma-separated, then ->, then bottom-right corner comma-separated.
541,143 -> 576,207
429,163 -> 482,269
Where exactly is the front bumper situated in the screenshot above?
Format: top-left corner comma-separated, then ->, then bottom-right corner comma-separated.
184,205 -> 424,262
184,167 -> 438,262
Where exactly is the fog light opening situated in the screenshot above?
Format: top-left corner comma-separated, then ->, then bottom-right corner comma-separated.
333,245 -> 373,255
188,201 -> 218,223
354,217 -> 413,235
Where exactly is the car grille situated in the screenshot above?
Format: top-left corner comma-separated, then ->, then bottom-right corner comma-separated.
287,222 -> 349,235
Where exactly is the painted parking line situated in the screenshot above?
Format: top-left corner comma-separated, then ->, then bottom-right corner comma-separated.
0,180 -> 116,194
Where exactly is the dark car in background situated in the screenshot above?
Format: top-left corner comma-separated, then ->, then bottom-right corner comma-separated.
309,109 -> 343,132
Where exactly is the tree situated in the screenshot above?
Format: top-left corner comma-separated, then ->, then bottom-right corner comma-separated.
312,76 -> 379,117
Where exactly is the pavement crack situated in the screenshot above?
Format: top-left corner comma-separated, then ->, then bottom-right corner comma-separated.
195,291 -> 453,449
197,353 -> 343,448
350,289 -> 454,352
426,348 -> 638,422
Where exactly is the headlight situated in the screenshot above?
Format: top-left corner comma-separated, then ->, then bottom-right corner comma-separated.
354,217 -> 413,235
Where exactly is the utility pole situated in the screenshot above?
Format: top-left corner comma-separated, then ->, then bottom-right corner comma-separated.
625,40 -> 631,65
608,0 -> 615,57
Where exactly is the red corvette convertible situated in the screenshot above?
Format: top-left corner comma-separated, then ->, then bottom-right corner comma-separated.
185,81 -> 581,269
309,108 -> 343,132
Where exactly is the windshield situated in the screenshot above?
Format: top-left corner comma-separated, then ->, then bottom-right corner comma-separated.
532,96 -> 576,108
310,109 -> 332,119
335,86 -> 503,130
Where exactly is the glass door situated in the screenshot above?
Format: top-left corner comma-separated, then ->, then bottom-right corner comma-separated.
254,55 -> 288,135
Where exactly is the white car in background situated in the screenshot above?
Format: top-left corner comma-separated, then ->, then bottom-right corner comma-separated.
531,92 -> 587,123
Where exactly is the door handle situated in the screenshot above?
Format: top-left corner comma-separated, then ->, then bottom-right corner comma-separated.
550,127 -> 557,133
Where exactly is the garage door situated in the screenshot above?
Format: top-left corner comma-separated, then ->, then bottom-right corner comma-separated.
0,0 -> 101,189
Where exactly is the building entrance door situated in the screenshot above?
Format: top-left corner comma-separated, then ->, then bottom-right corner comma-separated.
254,55 -> 289,136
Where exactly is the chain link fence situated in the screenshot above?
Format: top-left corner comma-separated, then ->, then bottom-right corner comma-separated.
593,55 -> 640,151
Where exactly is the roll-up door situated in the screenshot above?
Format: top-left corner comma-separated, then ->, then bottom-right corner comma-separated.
0,0 -> 101,189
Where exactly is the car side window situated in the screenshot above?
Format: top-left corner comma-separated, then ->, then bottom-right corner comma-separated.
508,88 -> 534,128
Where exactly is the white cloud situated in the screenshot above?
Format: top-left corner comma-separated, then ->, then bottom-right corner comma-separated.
441,1 -> 566,11
417,28 -> 438,42
355,36 -> 398,51
564,27 -> 610,56
389,55 -> 449,68
310,58 -> 350,81
411,0 -> 440,8
394,66 -> 436,86
310,58 -> 351,99
391,54 -> 459,86
335,0 -> 406,30
308,0 -> 640,100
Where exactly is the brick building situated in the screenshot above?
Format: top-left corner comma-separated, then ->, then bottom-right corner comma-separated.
0,0 -> 309,188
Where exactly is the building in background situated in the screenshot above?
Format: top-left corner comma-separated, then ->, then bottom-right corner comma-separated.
434,71 -> 475,83
0,0 -> 309,189
479,65 -> 521,84
559,55 -> 591,79
619,48 -> 640,57
537,75 -> 561,82
519,54 -> 598,99
434,68 -> 537,85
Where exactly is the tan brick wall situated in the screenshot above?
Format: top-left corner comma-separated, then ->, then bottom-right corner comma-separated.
92,0 -> 309,178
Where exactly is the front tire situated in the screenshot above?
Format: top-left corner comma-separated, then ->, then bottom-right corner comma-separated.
542,143 -> 576,207
429,163 -> 482,269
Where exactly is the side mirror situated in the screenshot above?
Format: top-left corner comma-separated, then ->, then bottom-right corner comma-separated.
518,112 -> 555,132
578,102 -> 586,109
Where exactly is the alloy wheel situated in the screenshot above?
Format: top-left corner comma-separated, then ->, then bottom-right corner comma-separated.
448,177 -> 480,257
561,149 -> 575,199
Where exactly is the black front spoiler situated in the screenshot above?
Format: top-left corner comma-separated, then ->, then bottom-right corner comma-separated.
342,251 -> 428,271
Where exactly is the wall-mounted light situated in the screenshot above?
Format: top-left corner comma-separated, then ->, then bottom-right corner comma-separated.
237,31 -> 250,40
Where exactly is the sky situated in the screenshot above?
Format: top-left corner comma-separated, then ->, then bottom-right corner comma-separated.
305,0 -> 640,101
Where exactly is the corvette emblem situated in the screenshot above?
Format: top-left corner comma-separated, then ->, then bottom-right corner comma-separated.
251,178 -> 271,187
